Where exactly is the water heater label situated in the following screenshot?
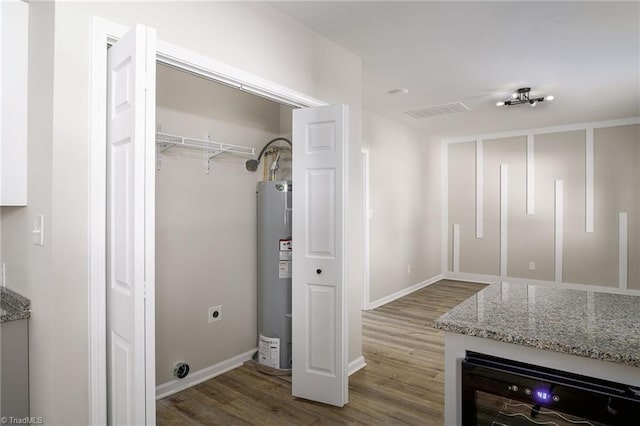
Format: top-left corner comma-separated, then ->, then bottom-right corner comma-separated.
279,239 -> 292,251
258,335 -> 280,369
279,251 -> 292,261
279,261 -> 291,278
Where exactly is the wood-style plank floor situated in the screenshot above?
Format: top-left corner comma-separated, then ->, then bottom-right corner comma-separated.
157,280 -> 485,425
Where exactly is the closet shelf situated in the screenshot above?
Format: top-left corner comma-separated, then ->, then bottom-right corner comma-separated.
156,132 -> 256,157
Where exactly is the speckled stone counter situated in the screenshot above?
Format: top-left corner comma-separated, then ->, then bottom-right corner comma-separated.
434,282 -> 640,368
0,287 -> 31,323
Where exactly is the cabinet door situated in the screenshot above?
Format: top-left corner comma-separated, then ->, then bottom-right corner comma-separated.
0,0 -> 28,206
0,319 -> 29,418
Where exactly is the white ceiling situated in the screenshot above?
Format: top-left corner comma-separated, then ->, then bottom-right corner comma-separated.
271,1 -> 640,139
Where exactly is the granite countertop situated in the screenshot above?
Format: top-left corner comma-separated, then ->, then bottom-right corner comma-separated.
434,282 -> 640,368
0,287 -> 31,323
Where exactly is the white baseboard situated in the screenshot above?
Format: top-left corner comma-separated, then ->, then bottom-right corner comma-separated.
443,272 -> 640,296
156,348 -> 365,399
366,274 -> 443,310
442,271 -> 499,285
348,356 -> 367,376
156,348 -> 256,400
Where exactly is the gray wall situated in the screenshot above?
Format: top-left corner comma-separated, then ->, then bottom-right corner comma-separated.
0,2 -> 362,423
362,111 -> 441,303
155,64 -> 291,385
447,123 -> 640,290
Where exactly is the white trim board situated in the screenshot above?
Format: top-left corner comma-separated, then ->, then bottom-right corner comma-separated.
554,180 -> 563,284
442,116 -> 640,144
156,348 -> 256,400
619,212 -> 628,290
475,140 -> 483,238
361,148 -> 371,311
526,134 -> 534,215
441,140 -> 450,275
348,356 -> 367,376
366,275 -> 444,311
442,271 -> 640,296
89,16 -> 330,425
585,129 -> 594,232
452,224 -> 460,273
500,165 -> 508,278
441,272 -> 498,285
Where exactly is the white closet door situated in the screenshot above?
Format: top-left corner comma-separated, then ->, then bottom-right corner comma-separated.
106,24 -> 156,426
292,104 -> 349,407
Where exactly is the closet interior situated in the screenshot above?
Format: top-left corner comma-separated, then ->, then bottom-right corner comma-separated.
155,64 -> 294,387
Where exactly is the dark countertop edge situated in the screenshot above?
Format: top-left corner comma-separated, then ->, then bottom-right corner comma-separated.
433,319 -> 640,368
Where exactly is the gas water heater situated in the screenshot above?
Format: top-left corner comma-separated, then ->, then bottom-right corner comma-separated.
257,181 -> 292,370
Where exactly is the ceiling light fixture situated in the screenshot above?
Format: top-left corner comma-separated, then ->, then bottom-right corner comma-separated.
496,87 -> 554,107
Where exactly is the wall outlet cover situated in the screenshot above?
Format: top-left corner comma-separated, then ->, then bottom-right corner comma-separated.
208,305 -> 222,324
32,215 -> 44,246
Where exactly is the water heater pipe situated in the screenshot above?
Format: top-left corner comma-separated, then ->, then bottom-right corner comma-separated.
245,137 -> 292,172
270,151 -> 282,181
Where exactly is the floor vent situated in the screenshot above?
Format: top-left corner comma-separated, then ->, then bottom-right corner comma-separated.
405,102 -> 470,119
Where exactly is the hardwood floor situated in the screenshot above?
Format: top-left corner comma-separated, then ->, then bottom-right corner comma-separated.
157,280 -> 485,425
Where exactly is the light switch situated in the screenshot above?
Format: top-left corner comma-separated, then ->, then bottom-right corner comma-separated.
32,215 -> 44,246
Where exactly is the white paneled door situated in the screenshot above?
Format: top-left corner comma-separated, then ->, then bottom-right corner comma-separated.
292,105 -> 349,407
106,24 -> 156,426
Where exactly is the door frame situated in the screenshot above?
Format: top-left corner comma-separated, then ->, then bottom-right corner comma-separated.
89,16 -> 331,424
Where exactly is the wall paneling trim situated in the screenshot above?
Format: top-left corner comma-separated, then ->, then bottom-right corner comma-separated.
476,140 -> 484,238
586,128 -> 594,233
526,134 -> 534,215
453,224 -> 461,273
500,165 -> 508,278
619,212 -> 628,290
554,180 -> 563,284
443,117 -> 640,291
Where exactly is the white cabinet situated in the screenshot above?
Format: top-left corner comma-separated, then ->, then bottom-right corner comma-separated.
0,0 -> 28,206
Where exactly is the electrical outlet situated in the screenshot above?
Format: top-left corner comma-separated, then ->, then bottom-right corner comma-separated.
529,262 -> 536,271
208,305 -> 222,324
407,264 -> 411,274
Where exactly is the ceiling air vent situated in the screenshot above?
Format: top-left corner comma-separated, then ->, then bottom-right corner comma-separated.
405,102 -> 470,119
